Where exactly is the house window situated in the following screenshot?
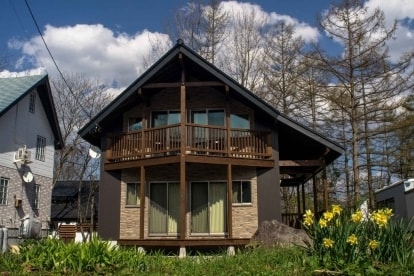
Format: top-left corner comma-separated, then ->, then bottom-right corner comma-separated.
149,182 -> 179,235
35,135 -> 46,161
29,92 -> 36,113
151,111 -> 180,127
230,114 -> 250,129
191,109 -> 225,126
126,182 -> 140,206
232,180 -> 252,204
191,181 -> 227,235
33,184 -> 40,209
128,118 -> 143,131
0,177 -> 9,205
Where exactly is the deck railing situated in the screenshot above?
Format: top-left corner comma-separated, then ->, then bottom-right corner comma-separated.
107,124 -> 272,162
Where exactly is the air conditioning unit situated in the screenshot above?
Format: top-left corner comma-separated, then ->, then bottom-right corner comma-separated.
404,179 -> 414,192
13,146 -> 32,163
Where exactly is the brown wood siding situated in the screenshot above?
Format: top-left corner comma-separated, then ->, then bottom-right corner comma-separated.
98,167 -> 121,240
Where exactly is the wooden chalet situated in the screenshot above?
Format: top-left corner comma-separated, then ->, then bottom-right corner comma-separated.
78,40 -> 343,254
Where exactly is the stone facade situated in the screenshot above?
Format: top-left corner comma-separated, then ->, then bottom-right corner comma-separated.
0,165 -> 52,229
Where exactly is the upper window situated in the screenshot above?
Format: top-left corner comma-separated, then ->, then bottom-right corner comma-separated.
230,114 -> 250,129
232,180 -> 252,204
128,118 -> 143,131
152,111 -> 180,127
29,92 -> 36,113
0,177 -> 9,205
191,109 -> 225,126
126,182 -> 140,206
33,184 -> 40,209
35,135 -> 46,161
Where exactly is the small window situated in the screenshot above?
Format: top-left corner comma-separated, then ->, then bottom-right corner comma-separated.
29,92 -> 36,113
33,184 -> 40,209
35,135 -> 46,161
126,182 -> 140,206
128,118 -> 142,131
232,180 -> 252,204
0,177 -> 9,205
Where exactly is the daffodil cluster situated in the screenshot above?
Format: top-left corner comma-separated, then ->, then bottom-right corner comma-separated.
371,208 -> 393,228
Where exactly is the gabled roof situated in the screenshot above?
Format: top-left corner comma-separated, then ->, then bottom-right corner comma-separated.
51,180 -> 99,221
0,74 -> 64,149
79,40 -> 343,164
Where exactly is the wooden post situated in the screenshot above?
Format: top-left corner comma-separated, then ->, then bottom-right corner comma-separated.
322,159 -> 329,211
139,166 -> 145,239
179,83 -> 186,239
227,164 -> 233,238
312,173 -> 318,213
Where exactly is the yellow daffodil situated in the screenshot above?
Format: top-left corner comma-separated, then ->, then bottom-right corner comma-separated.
303,209 -> 314,226
368,239 -> 379,250
319,218 -> 328,228
323,211 -> 334,222
346,234 -> 358,245
351,210 -> 363,223
371,209 -> 392,228
331,204 -> 342,216
323,238 -> 334,249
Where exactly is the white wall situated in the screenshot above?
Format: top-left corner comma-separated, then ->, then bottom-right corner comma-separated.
0,88 -> 56,178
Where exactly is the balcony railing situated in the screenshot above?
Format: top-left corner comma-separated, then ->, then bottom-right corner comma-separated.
107,124 -> 272,162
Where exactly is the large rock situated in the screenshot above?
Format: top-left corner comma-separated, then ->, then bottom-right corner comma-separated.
250,220 -> 312,247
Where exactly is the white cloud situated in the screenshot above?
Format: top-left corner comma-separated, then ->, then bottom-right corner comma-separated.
11,24 -> 171,90
0,67 -> 46,78
365,0 -> 414,61
221,1 -> 320,43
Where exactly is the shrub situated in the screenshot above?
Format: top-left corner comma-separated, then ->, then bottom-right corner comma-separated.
302,205 -> 414,274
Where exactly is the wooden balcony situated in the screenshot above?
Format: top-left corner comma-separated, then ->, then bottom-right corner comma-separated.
106,124 -> 272,165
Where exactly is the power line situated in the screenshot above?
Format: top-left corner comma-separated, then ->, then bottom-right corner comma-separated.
24,0 -> 91,119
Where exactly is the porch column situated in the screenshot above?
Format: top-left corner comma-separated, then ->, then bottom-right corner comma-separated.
139,166 -> 146,239
179,83 -> 187,239
312,173 -> 318,213
322,159 -> 329,211
227,164 -> 233,238
302,182 -> 306,215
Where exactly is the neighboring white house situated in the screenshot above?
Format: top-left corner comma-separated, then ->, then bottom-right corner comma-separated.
0,74 -> 63,232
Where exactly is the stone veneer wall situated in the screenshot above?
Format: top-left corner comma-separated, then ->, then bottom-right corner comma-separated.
119,164 -> 258,239
0,165 -> 52,229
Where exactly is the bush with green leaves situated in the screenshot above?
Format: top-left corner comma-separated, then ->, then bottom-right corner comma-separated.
302,205 -> 414,273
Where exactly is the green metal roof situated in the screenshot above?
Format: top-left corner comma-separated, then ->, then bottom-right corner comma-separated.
0,74 -> 46,115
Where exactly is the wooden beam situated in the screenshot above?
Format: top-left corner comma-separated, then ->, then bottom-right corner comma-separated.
142,81 -> 225,89
279,160 -> 322,167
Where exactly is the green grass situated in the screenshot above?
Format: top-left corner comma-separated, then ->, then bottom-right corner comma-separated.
1,237 -> 412,275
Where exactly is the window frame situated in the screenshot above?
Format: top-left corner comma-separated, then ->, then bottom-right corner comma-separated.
190,180 -> 228,236
126,182 -> 140,207
35,135 -> 46,161
29,92 -> 36,113
232,180 -> 252,205
33,184 -> 40,209
128,117 -> 143,132
0,177 -> 9,205
148,181 -> 180,236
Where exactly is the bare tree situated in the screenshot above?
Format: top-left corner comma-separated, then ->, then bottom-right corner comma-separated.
261,22 -> 305,117
315,0 -> 414,208
52,73 -> 112,240
222,6 -> 265,92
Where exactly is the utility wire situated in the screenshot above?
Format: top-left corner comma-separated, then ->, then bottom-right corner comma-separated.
24,0 -> 91,119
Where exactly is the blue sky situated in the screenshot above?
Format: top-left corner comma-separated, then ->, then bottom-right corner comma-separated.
1,0 -> 413,93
